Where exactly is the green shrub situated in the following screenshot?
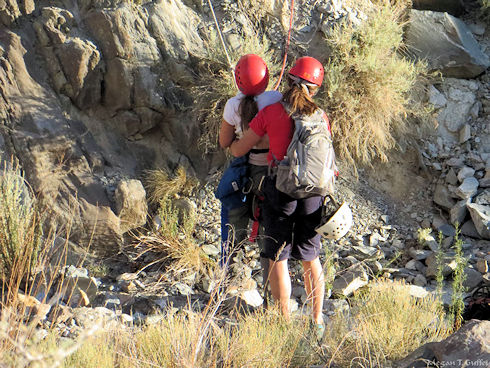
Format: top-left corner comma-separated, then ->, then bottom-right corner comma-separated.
449,227 -> 467,330
0,161 -> 42,286
194,31 -> 281,153
321,1 -> 431,169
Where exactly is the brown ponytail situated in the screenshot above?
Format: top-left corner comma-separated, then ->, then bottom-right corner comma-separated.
239,95 -> 259,131
282,82 -> 319,116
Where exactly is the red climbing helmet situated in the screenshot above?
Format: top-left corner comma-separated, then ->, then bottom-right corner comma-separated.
288,56 -> 324,86
235,54 -> 269,96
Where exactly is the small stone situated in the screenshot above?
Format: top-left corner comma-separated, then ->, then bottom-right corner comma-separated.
446,169 -> 459,186
457,167 -> 476,182
476,259 -> 488,273
434,184 -> 456,209
475,189 -> 490,206
408,248 -> 432,261
413,274 -> 427,287
459,125 -> 471,144
450,199 -> 469,226
201,243 -> 220,256
467,203 -> 490,239
116,273 -> 139,282
463,268 -> 483,289
438,224 -> 456,237
461,220 -> 482,239
240,289 -> 263,307
455,177 -> 479,199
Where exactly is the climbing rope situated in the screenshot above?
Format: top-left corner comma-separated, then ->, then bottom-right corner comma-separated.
207,0 -> 296,91
273,0 -> 295,91
207,0 -> 237,88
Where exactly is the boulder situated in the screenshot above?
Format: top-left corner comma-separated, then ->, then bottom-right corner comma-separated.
431,320 -> 490,365
395,320 -> 490,367
406,10 -> 490,79
114,179 -> 148,233
412,0 -> 463,16
467,203 -> 490,239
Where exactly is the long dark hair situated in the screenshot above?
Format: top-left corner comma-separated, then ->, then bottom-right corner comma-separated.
282,79 -> 319,116
239,95 -> 258,131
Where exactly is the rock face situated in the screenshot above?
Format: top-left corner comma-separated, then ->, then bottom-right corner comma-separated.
0,0 -> 211,252
395,319 -> 490,368
406,10 -> 490,78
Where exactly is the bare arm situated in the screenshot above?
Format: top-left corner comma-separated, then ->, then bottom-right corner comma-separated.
219,120 -> 236,148
230,129 -> 262,157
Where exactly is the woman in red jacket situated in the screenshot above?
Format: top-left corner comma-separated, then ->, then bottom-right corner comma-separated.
229,57 -> 328,332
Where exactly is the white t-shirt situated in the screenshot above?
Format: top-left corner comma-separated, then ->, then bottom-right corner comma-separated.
223,91 -> 283,139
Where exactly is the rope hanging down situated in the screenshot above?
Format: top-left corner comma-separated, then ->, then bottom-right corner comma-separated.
207,0 -> 295,92
207,0 -> 236,86
273,0 -> 295,90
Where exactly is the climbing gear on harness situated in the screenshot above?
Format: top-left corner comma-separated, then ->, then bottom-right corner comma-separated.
315,197 -> 352,240
289,56 -> 324,86
273,103 -> 337,199
235,54 -> 269,96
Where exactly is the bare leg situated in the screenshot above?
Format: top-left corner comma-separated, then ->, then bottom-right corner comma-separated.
268,259 -> 291,319
302,257 -> 325,324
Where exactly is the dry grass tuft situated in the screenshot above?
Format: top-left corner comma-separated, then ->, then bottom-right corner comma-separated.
144,166 -> 198,205
217,310 -> 311,367
321,0 -> 432,170
193,31 -> 281,154
139,167 -> 210,277
322,279 -> 450,367
0,160 -> 42,287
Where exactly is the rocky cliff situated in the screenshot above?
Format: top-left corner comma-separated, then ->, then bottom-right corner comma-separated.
0,0 -> 488,253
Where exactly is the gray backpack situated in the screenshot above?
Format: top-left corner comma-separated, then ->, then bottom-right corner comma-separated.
274,103 -> 337,199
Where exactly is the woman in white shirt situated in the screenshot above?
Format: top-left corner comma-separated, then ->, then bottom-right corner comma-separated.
219,54 -> 282,285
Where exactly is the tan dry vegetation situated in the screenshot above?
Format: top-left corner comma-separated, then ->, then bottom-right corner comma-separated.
1,279 -> 451,368
321,280 -> 450,367
321,0 -> 433,170
139,167 -> 211,278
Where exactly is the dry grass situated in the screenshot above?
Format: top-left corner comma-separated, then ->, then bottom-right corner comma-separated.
321,0 -> 432,170
1,279 -> 452,368
144,166 -> 198,205
139,167 -> 210,278
322,280 -> 450,367
193,31 -> 281,154
0,161 -> 42,288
